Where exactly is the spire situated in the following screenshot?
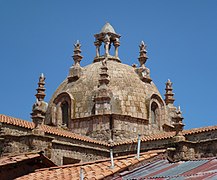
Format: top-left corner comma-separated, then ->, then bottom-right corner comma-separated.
68,41 -> 83,83
165,79 -> 175,105
72,40 -> 83,66
94,59 -> 111,115
172,106 -> 185,141
35,73 -> 46,101
135,41 -> 152,83
31,74 -> 48,135
94,23 -> 121,63
138,41 -> 148,67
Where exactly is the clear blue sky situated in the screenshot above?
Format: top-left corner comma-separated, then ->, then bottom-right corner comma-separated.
0,1 -> 216,129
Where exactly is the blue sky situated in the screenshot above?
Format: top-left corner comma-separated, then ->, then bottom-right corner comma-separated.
0,1 -> 216,129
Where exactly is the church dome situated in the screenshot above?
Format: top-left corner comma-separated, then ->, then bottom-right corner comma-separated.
44,23 -> 176,141
46,60 -> 162,121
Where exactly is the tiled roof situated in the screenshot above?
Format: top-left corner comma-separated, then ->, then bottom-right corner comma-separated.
0,114 -> 108,146
0,114 -> 34,129
0,151 -> 55,167
16,149 -> 166,180
183,125 -> 217,135
114,125 -> 217,146
1,114 -> 217,147
40,125 -> 108,145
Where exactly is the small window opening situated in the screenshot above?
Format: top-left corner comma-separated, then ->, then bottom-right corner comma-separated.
61,101 -> 69,127
151,102 -> 158,124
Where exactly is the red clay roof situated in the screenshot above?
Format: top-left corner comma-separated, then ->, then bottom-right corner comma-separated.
16,149 -> 166,180
1,114 -> 217,147
0,151 -> 55,167
114,125 -> 217,146
0,114 -> 34,129
0,114 -> 108,146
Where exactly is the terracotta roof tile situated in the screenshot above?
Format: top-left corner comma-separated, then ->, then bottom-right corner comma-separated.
0,151 -> 55,167
1,114 -> 217,147
17,149 -> 166,180
0,114 -> 108,146
0,114 -> 34,129
114,125 -> 217,146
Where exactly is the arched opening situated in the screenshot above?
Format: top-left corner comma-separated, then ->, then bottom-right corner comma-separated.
61,101 -> 69,127
151,102 -> 159,124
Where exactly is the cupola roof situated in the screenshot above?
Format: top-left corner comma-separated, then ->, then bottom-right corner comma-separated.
100,22 -> 116,33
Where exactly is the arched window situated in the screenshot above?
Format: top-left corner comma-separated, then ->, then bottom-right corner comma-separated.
151,102 -> 158,124
61,101 -> 69,127
52,92 -> 74,128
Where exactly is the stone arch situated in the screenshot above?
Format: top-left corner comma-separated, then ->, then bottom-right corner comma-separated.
149,94 -> 166,130
52,92 -> 74,128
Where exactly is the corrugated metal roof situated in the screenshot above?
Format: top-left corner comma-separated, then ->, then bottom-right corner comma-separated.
117,158 -> 217,180
153,160 -> 208,178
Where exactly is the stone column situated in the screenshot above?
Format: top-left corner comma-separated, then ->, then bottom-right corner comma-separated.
94,40 -> 101,58
114,39 -> 120,58
104,35 -> 110,57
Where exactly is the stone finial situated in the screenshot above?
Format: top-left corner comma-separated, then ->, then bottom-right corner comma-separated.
135,41 -> 152,83
68,41 -> 83,83
138,41 -> 148,67
94,59 -> 111,115
72,40 -> 83,66
172,106 -> 185,141
31,74 -> 48,135
35,73 -> 46,101
165,79 -> 175,105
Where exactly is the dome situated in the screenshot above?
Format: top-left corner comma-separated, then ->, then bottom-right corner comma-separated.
44,24 -> 176,141
46,61 -> 162,121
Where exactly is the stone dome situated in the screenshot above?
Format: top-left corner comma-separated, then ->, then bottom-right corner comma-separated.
44,23 -> 176,140
47,60 -> 162,118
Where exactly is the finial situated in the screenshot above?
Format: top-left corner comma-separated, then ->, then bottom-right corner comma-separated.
173,107 -> 185,137
165,79 -> 175,105
138,41 -> 148,67
178,106 -> 181,113
31,74 -> 48,133
72,40 -> 83,66
35,73 -> 46,101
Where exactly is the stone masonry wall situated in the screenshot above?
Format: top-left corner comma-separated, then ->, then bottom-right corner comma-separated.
51,141 -> 109,165
70,115 -> 111,141
1,124 -> 31,136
